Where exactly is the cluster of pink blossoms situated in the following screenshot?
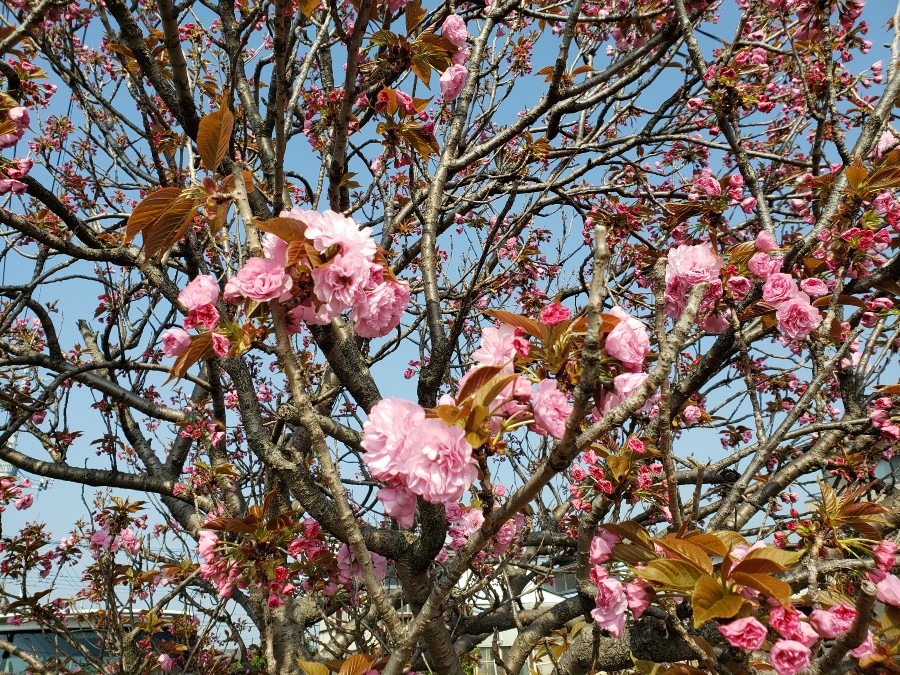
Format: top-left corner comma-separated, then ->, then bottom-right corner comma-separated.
161,209 -> 410,358
587,530 -> 653,637
0,106 -> 32,195
197,529 -> 245,598
279,209 -> 409,337
361,398 -> 478,528
712,541 -> 900,675
596,306 -> 653,416
439,14 -> 470,101
668,235 -> 823,341
0,475 -> 34,512
458,319 -> 574,438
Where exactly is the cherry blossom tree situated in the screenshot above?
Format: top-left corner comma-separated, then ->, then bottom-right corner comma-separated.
1,0 -> 900,673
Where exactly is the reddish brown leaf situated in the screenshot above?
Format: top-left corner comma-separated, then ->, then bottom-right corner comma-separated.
730,571 -> 791,605
738,302 -> 776,322
405,0 -> 425,33
126,187 -> 183,242
484,309 -> 547,341
167,333 -> 215,382
254,216 -> 308,243
457,364 -> 505,403
197,107 -> 234,172
142,197 -> 199,260
811,294 -> 866,308
654,537 -> 713,575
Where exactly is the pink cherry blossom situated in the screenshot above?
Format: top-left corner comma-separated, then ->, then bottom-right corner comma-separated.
590,567 -> 627,637
682,405 -> 702,426
531,379 -> 572,440
539,302 -> 571,325
762,273 -> 801,306
589,529 -> 621,564
876,573 -> 900,606
377,486 -> 417,528
262,232 -> 288,267
404,419 -> 477,504
625,582 -> 652,619
776,295 -> 822,341
755,230 -> 779,251
748,252 -> 783,279
361,398 -> 425,483
873,540 -> 898,571
161,328 -> 191,357
351,279 -> 410,338
178,275 -> 219,310
183,304 -> 220,331
441,14 -> 469,47
227,257 -> 292,302
605,306 -> 650,371
726,275 -> 752,300
809,602 -> 856,638
667,244 -> 722,286
472,324 -> 516,367
311,254 -> 370,308
768,603 -> 800,639
440,64 -> 468,100
597,372 -> 650,416
850,631 -> 876,659
718,616 -> 768,650
769,640 -> 811,675
211,332 -> 230,357
799,278 -> 828,296
158,654 -> 174,672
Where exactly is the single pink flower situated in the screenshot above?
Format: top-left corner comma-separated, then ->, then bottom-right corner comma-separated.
183,304 -> 220,330
377,486 -> 417,528
755,230 -> 779,251
605,306 -> 650,371
590,568 -> 627,637
531,379 -> 572,440
351,279 -> 410,338
873,540 -> 898,571
441,14 -> 469,47
625,582 -> 652,619
211,332 -> 230,357
776,295 -> 822,341
158,654 -> 174,673
161,328 -> 191,357
850,631 -> 876,659
718,616 -> 768,650
768,603 -> 800,639
762,273 -> 801,306
770,640 -> 811,675
589,530 -> 621,564
682,405 -> 702,426
228,257 -> 292,302
178,275 -> 219,310
440,64 -> 468,100
748,252 -> 782,280
404,420 -> 477,504
472,324 -> 516,367
361,398 -> 425,483
726,275 -> 752,300
310,253 -> 370,308
667,244 -> 722,287
539,302 -> 571,326
876,573 -> 900,606
799,278 -> 828,296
